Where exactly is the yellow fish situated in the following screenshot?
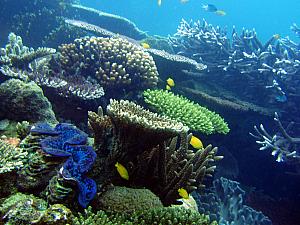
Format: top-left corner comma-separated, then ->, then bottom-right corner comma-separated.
215,10 -> 226,16
157,0 -> 162,6
166,78 -> 175,87
141,42 -> 150,49
178,188 -> 189,199
115,162 -> 129,180
273,34 -> 280,40
190,135 -> 203,149
166,84 -> 171,90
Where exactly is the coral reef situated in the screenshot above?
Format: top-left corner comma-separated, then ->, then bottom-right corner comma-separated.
51,36 -> 158,94
143,89 -> 230,135
250,112 -> 300,163
96,186 -> 163,213
194,177 -> 272,225
0,140 -> 27,174
68,4 -> 148,40
88,99 -> 221,206
71,205 -> 216,225
29,123 -> 97,208
0,193 -> 72,225
169,19 -> 300,105
0,33 -> 56,68
0,79 -> 57,124
180,87 -> 275,116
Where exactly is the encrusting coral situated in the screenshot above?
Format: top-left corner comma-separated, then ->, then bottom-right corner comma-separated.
0,79 -> 57,124
95,186 -> 163,213
53,36 -> 158,93
143,89 -> 230,135
88,99 -> 222,206
0,192 -> 72,225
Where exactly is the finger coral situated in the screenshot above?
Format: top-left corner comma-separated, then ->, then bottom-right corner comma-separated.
0,33 -> 56,68
54,36 -> 158,93
0,140 -> 28,174
143,89 -> 230,135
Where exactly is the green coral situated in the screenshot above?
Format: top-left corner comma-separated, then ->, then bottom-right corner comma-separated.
71,206 -> 216,225
0,193 -> 72,225
143,89 -> 230,135
0,193 -> 48,225
0,79 -> 57,124
97,186 -> 163,213
0,140 -> 27,174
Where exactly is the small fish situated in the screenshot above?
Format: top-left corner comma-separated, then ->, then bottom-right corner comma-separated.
190,135 -> 203,149
202,4 -> 218,12
166,84 -> 171,90
180,0 -> 189,4
115,162 -> 129,180
166,78 -> 175,87
141,42 -> 150,49
215,10 -> 226,16
157,0 -> 162,6
178,188 -> 189,199
273,34 -> 281,40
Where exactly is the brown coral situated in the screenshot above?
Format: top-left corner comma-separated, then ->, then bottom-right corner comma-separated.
55,36 -> 158,93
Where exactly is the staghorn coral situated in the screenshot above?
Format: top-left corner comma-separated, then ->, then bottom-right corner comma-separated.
0,79 -> 57,124
0,140 -> 27,174
0,33 -> 56,68
71,206 -> 216,225
95,186 -> 163,213
143,89 -> 230,135
88,99 -> 221,206
53,36 -> 158,93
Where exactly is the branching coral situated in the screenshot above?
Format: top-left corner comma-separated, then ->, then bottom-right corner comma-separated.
143,89 -> 230,135
88,99 -> 221,206
250,112 -> 300,163
194,177 -> 272,225
0,33 -> 56,68
52,36 -> 158,93
0,140 -> 28,174
71,206 -> 216,225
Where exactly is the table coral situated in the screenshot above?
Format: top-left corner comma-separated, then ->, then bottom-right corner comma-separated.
144,89 -> 229,135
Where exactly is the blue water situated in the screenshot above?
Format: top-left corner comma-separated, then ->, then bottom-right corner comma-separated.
81,0 -> 300,42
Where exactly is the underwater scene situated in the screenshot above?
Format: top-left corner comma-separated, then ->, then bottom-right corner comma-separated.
0,0 -> 299,224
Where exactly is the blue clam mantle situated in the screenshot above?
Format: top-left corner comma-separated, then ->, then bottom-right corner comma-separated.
31,123 -> 97,208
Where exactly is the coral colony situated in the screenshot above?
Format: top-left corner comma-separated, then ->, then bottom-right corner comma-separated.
1,0 -> 300,224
